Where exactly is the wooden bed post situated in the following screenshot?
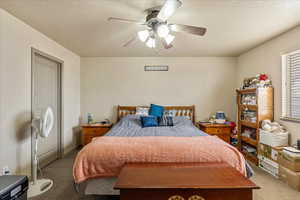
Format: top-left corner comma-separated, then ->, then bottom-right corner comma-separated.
117,105 -> 120,122
192,105 -> 196,124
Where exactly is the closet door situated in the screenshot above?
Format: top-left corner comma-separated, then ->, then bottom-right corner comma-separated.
32,50 -> 62,167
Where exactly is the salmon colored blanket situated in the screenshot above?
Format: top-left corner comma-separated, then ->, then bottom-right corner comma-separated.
73,136 -> 246,183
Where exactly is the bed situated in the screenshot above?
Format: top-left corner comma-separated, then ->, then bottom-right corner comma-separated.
73,105 -> 251,195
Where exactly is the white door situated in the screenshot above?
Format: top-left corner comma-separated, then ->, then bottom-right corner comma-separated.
32,50 -> 61,167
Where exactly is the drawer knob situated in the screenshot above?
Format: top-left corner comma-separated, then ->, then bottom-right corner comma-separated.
188,195 -> 205,200
168,195 -> 205,200
168,195 -> 184,200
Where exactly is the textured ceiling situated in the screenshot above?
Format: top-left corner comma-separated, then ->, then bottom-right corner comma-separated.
1,0 -> 300,57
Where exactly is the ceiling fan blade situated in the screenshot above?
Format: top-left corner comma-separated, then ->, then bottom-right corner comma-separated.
161,39 -> 173,49
157,0 -> 182,21
123,35 -> 138,47
170,24 -> 207,36
108,17 -> 145,25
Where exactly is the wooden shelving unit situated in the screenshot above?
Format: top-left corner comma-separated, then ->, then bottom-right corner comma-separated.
241,136 -> 258,146
240,120 -> 257,129
236,87 -> 274,165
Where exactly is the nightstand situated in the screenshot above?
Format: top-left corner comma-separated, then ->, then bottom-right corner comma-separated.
197,122 -> 231,143
81,123 -> 113,146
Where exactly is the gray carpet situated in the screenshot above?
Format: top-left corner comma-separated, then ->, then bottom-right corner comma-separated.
30,150 -> 119,200
30,150 -> 300,200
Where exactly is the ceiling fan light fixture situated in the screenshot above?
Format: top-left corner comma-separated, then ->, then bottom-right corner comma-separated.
138,30 -> 150,42
169,24 -> 177,32
157,24 -> 170,38
108,0 -> 206,49
146,37 -> 156,48
165,34 -> 175,45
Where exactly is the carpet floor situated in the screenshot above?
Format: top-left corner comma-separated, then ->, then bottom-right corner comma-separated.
30,150 -> 299,200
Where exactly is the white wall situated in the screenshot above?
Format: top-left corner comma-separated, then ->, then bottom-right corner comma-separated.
81,57 -> 237,123
0,9 -> 81,176
237,25 -> 300,144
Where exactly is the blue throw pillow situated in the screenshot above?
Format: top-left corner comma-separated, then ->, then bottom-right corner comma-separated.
149,104 -> 164,117
140,116 -> 158,128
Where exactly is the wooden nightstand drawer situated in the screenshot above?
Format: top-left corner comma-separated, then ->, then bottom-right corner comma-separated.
205,127 -> 231,134
83,134 -> 97,145
205,127 -> 219,134
216,134 -> 230,143
81,124 -> 113,146
197,123 -> 232,143
83,127 -> 110,136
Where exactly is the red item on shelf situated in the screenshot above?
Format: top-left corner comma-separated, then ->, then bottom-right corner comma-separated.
259,74 -> 268,81
228,121 -> 236,130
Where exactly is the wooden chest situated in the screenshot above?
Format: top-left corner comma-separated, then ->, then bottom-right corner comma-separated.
198,122 -> 231,143
81,123 -> 112,146
115,163 -> 259,200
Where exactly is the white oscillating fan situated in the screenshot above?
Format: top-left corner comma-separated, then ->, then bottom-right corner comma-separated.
28,107 -> 54,198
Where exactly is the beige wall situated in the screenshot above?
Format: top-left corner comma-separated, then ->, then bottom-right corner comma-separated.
237,26 -> 300,144
81,57 -> 237,123
0,9 -> 81,176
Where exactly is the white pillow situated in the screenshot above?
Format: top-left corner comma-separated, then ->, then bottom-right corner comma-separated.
136,107 -> 149,116
164,109 -> 177,117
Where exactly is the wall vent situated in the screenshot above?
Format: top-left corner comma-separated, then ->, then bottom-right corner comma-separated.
144,65 -> 169,71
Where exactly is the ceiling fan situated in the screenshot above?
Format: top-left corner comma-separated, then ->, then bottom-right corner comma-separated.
107,0 -> 207,49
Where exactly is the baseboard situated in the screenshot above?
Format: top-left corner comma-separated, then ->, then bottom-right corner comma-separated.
63,144 -> 78,156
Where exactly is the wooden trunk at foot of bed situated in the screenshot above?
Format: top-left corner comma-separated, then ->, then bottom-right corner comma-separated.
117,105 -> 196,123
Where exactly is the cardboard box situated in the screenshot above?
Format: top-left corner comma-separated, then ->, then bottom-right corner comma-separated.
258,143 -> 284,163
279,166 -> 300,191
278,151 -> 300,172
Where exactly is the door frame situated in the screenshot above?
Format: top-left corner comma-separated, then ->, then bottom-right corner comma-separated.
31,48 -> 64,165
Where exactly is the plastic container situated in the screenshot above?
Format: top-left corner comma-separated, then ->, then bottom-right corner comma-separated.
258,154 -> 279,178
259,129 -> 289,147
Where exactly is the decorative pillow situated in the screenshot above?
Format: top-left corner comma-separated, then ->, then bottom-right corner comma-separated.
163,109 -> 177,117
136,107 -> 149,116
149,104 -> 164,117
140,116 -> 158,128
158,116 -> 174,126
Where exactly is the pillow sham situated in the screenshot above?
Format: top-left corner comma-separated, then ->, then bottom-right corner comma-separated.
136,106 -> 149,116
158,116 -> 174,126
149,104 -> 164,117
163,109 -> 177,117
140,116 -> 158,128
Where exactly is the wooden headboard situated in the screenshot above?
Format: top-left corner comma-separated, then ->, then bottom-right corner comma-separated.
117,105 -> 195,123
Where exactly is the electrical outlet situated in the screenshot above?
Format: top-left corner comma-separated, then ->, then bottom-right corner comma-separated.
2,166 -> 10,175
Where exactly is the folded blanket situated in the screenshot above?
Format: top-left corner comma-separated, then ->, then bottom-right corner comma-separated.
73,136 -> 246,183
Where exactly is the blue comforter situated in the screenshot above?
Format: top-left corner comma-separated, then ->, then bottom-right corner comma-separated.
105,115 -> 207,137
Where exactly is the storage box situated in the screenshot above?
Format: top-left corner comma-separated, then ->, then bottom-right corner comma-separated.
258,154 -> 279,178
279,166 -> 300,191
278,151 -> 300,172
259,129 -> 289,147
257,143 -> 284,163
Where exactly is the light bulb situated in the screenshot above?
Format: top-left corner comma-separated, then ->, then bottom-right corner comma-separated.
146,38 -> 156,48
169,24 -> 177,32
165,34 -> 175,45
157,24 -> 170,38
138,30 -> 150,42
